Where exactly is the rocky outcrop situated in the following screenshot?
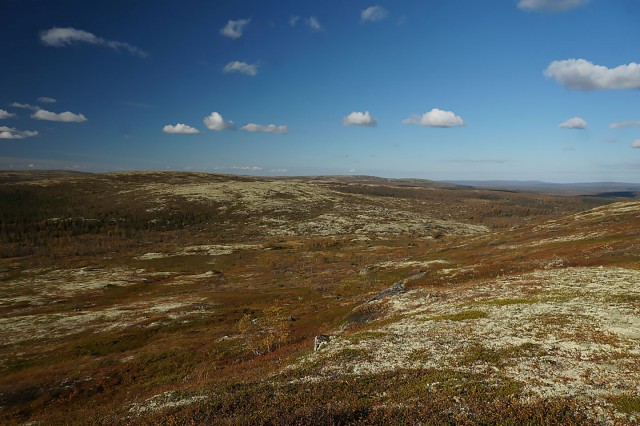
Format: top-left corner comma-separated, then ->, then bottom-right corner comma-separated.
365,272 -> 426,303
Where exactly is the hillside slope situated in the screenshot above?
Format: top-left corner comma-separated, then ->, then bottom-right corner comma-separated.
0,172 -> 638,425
288,201 -> 640,424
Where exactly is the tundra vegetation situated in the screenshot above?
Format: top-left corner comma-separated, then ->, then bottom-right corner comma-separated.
0,171 -> 639,425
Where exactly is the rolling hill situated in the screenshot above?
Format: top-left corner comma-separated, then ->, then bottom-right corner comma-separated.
0,171 -> 638,424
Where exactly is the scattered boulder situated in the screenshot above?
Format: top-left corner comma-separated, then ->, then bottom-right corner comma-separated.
314,334 -> 330,351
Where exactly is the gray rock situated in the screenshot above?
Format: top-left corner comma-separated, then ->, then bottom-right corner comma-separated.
366,280 -> 406,303
314,334 -> 330,351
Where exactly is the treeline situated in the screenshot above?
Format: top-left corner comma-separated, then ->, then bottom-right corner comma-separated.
0,185 -> 221,258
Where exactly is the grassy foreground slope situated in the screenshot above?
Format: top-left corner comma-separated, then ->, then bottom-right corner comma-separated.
0,171 -> 638,425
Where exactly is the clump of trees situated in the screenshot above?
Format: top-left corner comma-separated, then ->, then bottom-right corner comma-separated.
0,184 -> 223,258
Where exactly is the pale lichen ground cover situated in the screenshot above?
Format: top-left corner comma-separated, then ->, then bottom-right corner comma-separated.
0,266 -> 215,347
128,391 -> 208,415
117,179 -> 489,237
136,243 -> 262,260
296,267 -> 640,424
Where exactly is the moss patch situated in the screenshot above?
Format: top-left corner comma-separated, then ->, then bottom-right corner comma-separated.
609,394 -> 640,414
422,309 -> 489,322
480,297 -> 540,306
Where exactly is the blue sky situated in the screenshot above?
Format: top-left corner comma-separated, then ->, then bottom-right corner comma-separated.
1,0 -> 639,182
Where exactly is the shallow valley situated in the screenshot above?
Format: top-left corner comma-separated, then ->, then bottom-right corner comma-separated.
0,171 -> 638,425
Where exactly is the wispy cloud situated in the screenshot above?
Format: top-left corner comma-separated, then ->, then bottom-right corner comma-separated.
11,102 -> 39,111
220,19 -> 250,39
162,123 -> 200,134
0,126 -> 38,139
223,61 -> 258,76
343,111 -> 377,127
544,59 -> 640,90
40,27 -> 148,58
444,159 -> 508,164
290,16 -> 323,32
32,109 -> 87,122
402,109 -> 464,127
37,97 -> 56,103
632,140 -> 640,148
518,0 -> 587,12
558,117 -> 587,129
609,120 -> 640,129
241,123 -> 288,134
307,17 -> 323,32
203,112 -> 235,131
0,155 -> 104,171
0,109 -> 15,119
361,6 -> 389,22
215,166 -> 263,171
232,166 -> 262,170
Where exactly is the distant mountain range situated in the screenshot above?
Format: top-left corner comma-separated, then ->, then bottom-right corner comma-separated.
444,180 -> 640,198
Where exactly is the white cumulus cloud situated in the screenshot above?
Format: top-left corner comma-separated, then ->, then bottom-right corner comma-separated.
632,140 -> 640,148
241,123 -> 288,134
162,123 -> 200,134
361,6 -> 389,22
544,59 -> 640,90
343,111 -> 377,127
558,117 -> 587,129
32,109 -> 87,122
609,121 -> 640,129
0,126 -> 38,139
38,97 -> 57,103
518,0 -> 587,12
0,109 -> 15,119
203,112 -> 235,131
223,61 -> 258,76
220,19 -> 250,39
402,109 -> 464,127
40,27 -> 148,57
